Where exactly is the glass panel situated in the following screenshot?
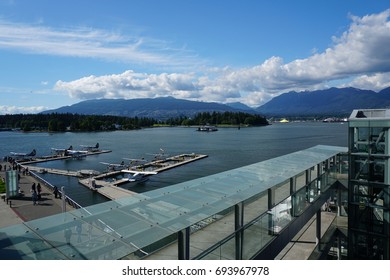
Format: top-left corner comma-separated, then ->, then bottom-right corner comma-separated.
307,180 -> 320,202
292,187 -> 309,216
242,214 -> 274,259
268,197 -> 292,233
243,192 -> 268,224
0,224 -> 66,260
274,180 -> 290,205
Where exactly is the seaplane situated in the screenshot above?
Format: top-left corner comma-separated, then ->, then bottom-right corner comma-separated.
147,148 -> 169,160
65,148 -> 88,159
51,145 -> 73,156
80,142 -> 99,152
10,149 -> 36,159
100,160 -> 128,171
121,169 -> 157,183
123,157 -> 148,167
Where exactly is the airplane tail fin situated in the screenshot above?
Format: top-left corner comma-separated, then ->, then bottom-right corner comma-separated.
29,149 -> 36,156
96,143 -> 99,149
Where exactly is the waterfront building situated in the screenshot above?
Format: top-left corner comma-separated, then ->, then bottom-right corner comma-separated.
347,109 -> 390,259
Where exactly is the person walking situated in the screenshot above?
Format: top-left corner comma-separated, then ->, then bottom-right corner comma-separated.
37,183 -> 42,201
64,228 -> 72,245
32,189 -> 38,205
53,185 -> 59,198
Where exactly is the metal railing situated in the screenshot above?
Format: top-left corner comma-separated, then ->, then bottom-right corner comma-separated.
29,171 -> 83,209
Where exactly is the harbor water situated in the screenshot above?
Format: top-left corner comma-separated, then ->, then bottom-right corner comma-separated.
0,122 -> 348,206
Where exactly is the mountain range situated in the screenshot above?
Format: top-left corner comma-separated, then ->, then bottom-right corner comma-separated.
42,86 -> 390,119
257,87 -> 390,116
42,97 -> 257,120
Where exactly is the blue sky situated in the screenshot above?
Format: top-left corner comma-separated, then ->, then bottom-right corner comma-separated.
1,0 -> 390,114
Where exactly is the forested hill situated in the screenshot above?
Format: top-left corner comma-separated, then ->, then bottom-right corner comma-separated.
256,87 -> 390,116
41,97 -> 256,119
0,111 -> 268,132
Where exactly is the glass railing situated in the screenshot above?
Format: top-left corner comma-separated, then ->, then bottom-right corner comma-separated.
195,163 -> 347,260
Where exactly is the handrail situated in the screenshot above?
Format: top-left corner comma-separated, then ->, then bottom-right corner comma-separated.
29,171 -> 83,209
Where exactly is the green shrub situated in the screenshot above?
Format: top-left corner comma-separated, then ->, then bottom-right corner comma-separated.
0,181 -> 5,193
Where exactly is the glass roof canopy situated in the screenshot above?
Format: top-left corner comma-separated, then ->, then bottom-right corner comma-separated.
0,145 -> 347,260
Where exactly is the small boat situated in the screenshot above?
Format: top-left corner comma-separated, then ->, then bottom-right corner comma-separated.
197,125 -> 218,132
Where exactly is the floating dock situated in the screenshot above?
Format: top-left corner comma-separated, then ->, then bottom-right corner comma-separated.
17,149 -> 112,165
22,165 -> 82,177
79,153 -> 208,200
16,150 -> 207,201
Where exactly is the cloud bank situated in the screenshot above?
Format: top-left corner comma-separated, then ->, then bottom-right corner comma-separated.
0,20 -> 202,69
54,10 -> 390,107
0,106 -> 47,114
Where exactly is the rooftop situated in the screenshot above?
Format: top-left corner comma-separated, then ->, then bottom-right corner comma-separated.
349,109 -> 390,119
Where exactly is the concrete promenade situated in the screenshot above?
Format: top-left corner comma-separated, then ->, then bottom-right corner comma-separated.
0,161 -> 64,228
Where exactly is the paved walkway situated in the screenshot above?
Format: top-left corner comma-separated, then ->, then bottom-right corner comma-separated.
0,161 -> 64,227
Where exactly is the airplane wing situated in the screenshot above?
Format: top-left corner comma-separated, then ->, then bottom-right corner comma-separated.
10,152 -> 25,156
68,150 -> 88,154
66,150 -> 88,157
100,162 -> 126,167
123,157 -> 147,162
10,149 -> 36,157
51,148 -> 66,152
121,169 -> 157,175
52,145 -> 72,152
80,143 -> 99,149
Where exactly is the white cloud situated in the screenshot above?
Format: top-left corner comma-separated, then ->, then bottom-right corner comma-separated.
54,9 -> 390,107
55,70 -> 202,99
0,106 -> 47,114
346,73 -> 390,91
0,20 -> 203,70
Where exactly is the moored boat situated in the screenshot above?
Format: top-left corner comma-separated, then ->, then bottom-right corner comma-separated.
197,125 -> 218,132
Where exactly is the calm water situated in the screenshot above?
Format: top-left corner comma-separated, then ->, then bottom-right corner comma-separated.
0,122 -> 348,206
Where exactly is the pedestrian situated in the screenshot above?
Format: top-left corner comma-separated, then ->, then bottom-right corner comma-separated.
32,189 -> 38,205
64,228 -> 72,244
31,182 -> 36,192
75,221 -> 82,243
53,186 -> 59,198
37,183 -> 42,201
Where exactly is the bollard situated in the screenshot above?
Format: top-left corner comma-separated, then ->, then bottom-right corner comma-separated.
9,200 -> 12,208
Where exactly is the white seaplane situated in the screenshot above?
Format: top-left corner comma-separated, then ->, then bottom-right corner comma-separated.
65,148 -> 89,158
121,169 -> 157,183
9,149 -> 36,160
100,160 -> 128,171
80,142 -> 99,152
51,145 -> 73,155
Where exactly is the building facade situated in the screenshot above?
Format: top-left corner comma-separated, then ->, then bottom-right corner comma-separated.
348,109 -> 390,259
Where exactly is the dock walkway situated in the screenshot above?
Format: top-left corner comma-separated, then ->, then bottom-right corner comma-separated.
78,178 -> 137,200
22,165 -> 81,177
17,149 -> 111,165
79,153 -> 208,200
